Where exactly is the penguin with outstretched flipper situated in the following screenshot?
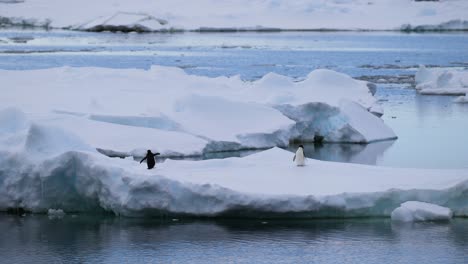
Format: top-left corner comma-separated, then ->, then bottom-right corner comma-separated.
140,150 -> 161,169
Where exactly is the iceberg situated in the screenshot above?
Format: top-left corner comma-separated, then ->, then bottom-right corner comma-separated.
415,65 -> 468,96
75,12 -> 170,32
0,66 -> 395,157
1,0 -> 467,31
391,201 -> 453,222
0,124 -> 467,217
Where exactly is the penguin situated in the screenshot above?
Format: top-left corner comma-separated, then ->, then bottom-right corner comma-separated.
293,145 -> 306,166
140,150 -> 161,169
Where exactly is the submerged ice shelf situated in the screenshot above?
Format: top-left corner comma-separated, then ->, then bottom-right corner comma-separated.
0,66 -> 396,158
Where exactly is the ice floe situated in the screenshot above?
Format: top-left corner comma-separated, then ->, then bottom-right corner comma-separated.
1,131 -> 467,217
415,65 -> 468,97
0,66 -> 395,157
391,201 -> 453,222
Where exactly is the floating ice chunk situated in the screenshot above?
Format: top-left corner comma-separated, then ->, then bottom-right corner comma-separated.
415,65 -> 468,96
77,12 -> 169,32
391,201 -> 453,222
454,96 -> 468,104
47,209 -> 66,218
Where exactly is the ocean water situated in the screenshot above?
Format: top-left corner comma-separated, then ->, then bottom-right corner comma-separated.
1,30 -> 467,169
1,214 -> 467,264
1,30 -> 468,263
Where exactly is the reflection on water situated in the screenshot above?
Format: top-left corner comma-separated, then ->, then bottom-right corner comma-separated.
0,214 -> 467,264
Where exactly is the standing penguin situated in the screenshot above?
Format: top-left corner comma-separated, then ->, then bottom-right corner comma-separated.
293,145 -> 306,166
140,150 -> 161,169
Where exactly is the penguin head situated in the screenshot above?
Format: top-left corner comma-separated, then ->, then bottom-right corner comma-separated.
147,150 -> 152,154
299,145 -> 304,149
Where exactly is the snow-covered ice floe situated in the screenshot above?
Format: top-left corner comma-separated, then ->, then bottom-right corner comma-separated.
415,65 -> 468,97
1,0 -> 468,31
454,96 -> 468,104
0,66 -> 395,158
1,127 -> 467,217
391,201 -> 452,222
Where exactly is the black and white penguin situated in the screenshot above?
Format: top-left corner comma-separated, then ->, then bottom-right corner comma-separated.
293,145 -> 305,166
140,150 -> 161,169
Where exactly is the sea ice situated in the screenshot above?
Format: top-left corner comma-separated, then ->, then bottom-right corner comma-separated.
415,65 -> 468,96
391,201 -> 453,222
0,66 -> 396,157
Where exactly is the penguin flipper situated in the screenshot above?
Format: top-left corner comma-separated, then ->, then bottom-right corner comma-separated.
293,155 -> 296,162
140,156 -> 147,164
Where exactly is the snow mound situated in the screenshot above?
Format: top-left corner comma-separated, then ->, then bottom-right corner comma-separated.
0,66 -> 395,157
391,201 -> 453,222
76,12 -> 170,32
415,65 -> 468,96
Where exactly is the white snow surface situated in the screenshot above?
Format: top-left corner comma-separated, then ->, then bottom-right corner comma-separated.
391,201 -> 453,222
0,66 -> 395,157
1,128 -> 467,217
415,65 -> 468,96
1,0 -> 468,31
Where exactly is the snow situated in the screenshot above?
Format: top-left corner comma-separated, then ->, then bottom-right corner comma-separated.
0,66 -> 395,157
0,107 -> 464,218
415,65 -> 468,96
391,201 -> 453,222
77,12 -> 169,32
1,128 -> 467,217
1,0 -> 467,31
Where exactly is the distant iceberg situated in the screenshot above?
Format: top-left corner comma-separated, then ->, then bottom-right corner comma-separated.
1,0 -> 467,32
415,65 -> 468,98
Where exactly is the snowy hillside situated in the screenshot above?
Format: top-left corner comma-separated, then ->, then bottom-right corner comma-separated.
1,0 -> 467,31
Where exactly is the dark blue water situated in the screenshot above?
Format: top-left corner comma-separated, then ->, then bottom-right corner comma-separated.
1,215 -> 467,264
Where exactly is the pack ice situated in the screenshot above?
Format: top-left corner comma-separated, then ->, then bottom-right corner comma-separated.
0,66 -> 396,158
0,124 -> 467,217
